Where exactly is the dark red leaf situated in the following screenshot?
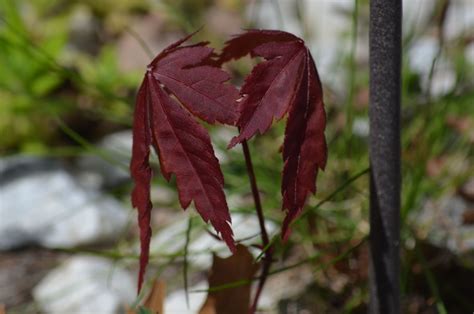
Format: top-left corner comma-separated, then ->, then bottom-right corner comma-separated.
130,34 -> 237,294
130,77 -> 153,293
149,36 -> 239,125
281,55 -> 327,240
228,40 -> 306,148
146,73 -> 235,250
218,29 -> 299,65
221,30 -> 327,239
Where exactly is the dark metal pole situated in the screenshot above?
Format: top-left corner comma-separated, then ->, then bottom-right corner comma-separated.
369,0 -> 402,313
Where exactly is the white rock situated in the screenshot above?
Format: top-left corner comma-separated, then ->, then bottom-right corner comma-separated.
402,0 -> 433,36
0,165 -> 129,250
33,256 -> 136,314
443,0 -> 474,41
397,0 -> 473,42
164,281 -> 208,314
408,37 -> 457,98
409,37 -> 439,76
352,117 -> 369,138
428,59 -> 457,98
303,0 -> 354,95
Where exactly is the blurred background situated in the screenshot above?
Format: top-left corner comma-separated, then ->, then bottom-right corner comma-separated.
0,0 -> 473,313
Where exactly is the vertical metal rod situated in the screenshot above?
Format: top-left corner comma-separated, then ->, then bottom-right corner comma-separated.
369,0 -> 402,313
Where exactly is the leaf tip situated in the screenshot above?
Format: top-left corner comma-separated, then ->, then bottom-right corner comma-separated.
281,219 -> 292,243
220,223 -> 236,254
227,136 -> 240,149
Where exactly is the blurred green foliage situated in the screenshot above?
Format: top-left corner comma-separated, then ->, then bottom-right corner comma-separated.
0,0 -> 68,152
0,0 -> 147,153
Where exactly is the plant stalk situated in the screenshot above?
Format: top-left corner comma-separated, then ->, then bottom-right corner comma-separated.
369,0 -> 402,312
241,140 -> 272,314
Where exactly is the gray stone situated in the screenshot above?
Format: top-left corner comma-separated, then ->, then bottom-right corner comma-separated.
0,156 -> 61,184
0,157 -> 129,250
165,281 -> 208,314
33,256 -> 136,314
352,117 -> 370,138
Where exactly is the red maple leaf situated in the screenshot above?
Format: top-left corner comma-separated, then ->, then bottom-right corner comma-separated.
149,33 -> 239,125
130,76 -> 153,294
130,33 -> 237,293
220,30 -> 327,240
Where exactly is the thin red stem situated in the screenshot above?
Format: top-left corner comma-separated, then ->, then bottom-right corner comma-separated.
242,140 -> 268,245
241,140 -> 272,314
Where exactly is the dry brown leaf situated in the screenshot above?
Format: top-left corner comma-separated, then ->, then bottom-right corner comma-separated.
198,296 -> 217,314
198,244 -> 259,314
143,280 -> 166,314
127,279 -> 166,314
462,208 -> 474,225
459,179 -> 474,202
0,304 -> 5,314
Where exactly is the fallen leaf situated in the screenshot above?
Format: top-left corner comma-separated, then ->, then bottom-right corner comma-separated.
143,280 -> 166,314
458,178 -> 474,202
199,245 -> 259,314
462,208 -> 474,225
127,280 -> 166,314
199,296 -> 217,314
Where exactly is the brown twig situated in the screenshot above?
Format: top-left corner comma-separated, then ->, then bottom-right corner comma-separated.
241,140 -> 272,314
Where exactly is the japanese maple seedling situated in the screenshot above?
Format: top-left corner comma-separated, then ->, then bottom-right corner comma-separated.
130,29 -> 327,298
